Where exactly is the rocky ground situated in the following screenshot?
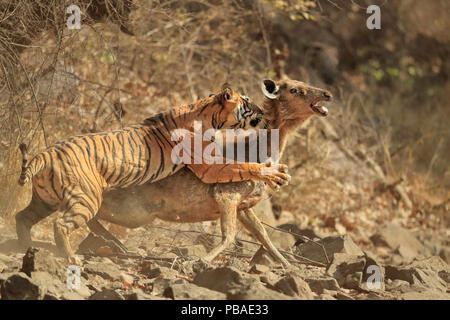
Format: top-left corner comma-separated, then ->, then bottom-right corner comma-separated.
0,212 -> 448,300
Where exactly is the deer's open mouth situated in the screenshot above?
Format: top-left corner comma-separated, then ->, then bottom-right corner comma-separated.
310,101 -> 329,117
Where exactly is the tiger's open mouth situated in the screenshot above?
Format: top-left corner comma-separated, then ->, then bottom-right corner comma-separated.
310,100 -> 329,117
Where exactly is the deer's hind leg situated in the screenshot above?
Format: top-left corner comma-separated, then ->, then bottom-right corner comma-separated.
238,208 -> 290,267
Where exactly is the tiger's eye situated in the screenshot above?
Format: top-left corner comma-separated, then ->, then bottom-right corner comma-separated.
250,119 -> 260,127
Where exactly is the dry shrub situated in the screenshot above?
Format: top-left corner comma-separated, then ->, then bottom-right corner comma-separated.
0,0 -> 447,234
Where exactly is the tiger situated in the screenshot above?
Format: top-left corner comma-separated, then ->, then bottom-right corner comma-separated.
15,85 -> 291,261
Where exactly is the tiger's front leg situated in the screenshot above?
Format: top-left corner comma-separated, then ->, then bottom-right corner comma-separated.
53,197 -> 100,264
175,131 -> 291,189
188,162 -> 291,190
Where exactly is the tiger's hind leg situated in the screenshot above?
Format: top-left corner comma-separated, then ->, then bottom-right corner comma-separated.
15,193 -> 55,250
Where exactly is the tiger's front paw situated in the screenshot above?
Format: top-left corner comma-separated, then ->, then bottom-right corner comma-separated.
260,162 -> 291,190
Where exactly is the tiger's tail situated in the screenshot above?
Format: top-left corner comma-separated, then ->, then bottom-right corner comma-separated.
18,143 -> 44,185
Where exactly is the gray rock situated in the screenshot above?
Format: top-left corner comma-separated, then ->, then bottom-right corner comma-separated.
32,271 -> 91,300
125,289 -> 151,300
385,279 -> 418,293
152,278 -> 187,295
274,275 -> 314,299
0,272 -> 16,287
400,290 -> 450,300
326,253 -> 366,288
190,258 -> 211,274
224,257 -> 250,271
336,292 -> 354,300
83,262 -> 122,281
142,266 -> 178,279
77,232 -> 128,255
259,271 -> 282,288
250,246 -> 275,266
20,248 -> 66,281
268,230 -> 296,250
249,264 -> 271,275
277,224 -> 320,244
126,288 -> 170,300
193,266 -> 260,294
120,272 -> 134,285
303,277 -> 340,294
140,260 -> 155,275
89,289 -> 125,300
253,198 -> 277,226
365,292 -> 384,300
296,235 -> 364,265
343,272 -> 362,290
395,245 -> 418,261
439,247 -> 450,264
227,283 -> 293,300
388,253 -> 407,266
370,223 -> 424,259
385,256 -> 448,292
438,270 -> 450,284
0,253 -> 15,265
317,293 -> 337,300
419,231 -> 445,257
1,273 -> 43,300
171,245 -> 207,258
163,282 -> 226,300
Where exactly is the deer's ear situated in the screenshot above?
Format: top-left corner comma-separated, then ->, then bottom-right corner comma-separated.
261,79 -> 280,99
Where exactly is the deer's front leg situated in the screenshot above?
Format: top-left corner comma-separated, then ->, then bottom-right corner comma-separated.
202,193 -> 239,262
238,208 -> 290,267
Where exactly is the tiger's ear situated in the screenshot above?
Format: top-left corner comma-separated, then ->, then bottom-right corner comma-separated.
261,79 -> 280,99
221,83 -> 234,100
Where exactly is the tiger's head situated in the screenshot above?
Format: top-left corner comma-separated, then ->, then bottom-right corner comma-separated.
209,84 -> 264,131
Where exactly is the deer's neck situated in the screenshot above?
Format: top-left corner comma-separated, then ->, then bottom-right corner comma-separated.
263,100 -> 312,160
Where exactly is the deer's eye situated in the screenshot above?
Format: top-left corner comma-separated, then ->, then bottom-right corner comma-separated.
290,88 -> 298,94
